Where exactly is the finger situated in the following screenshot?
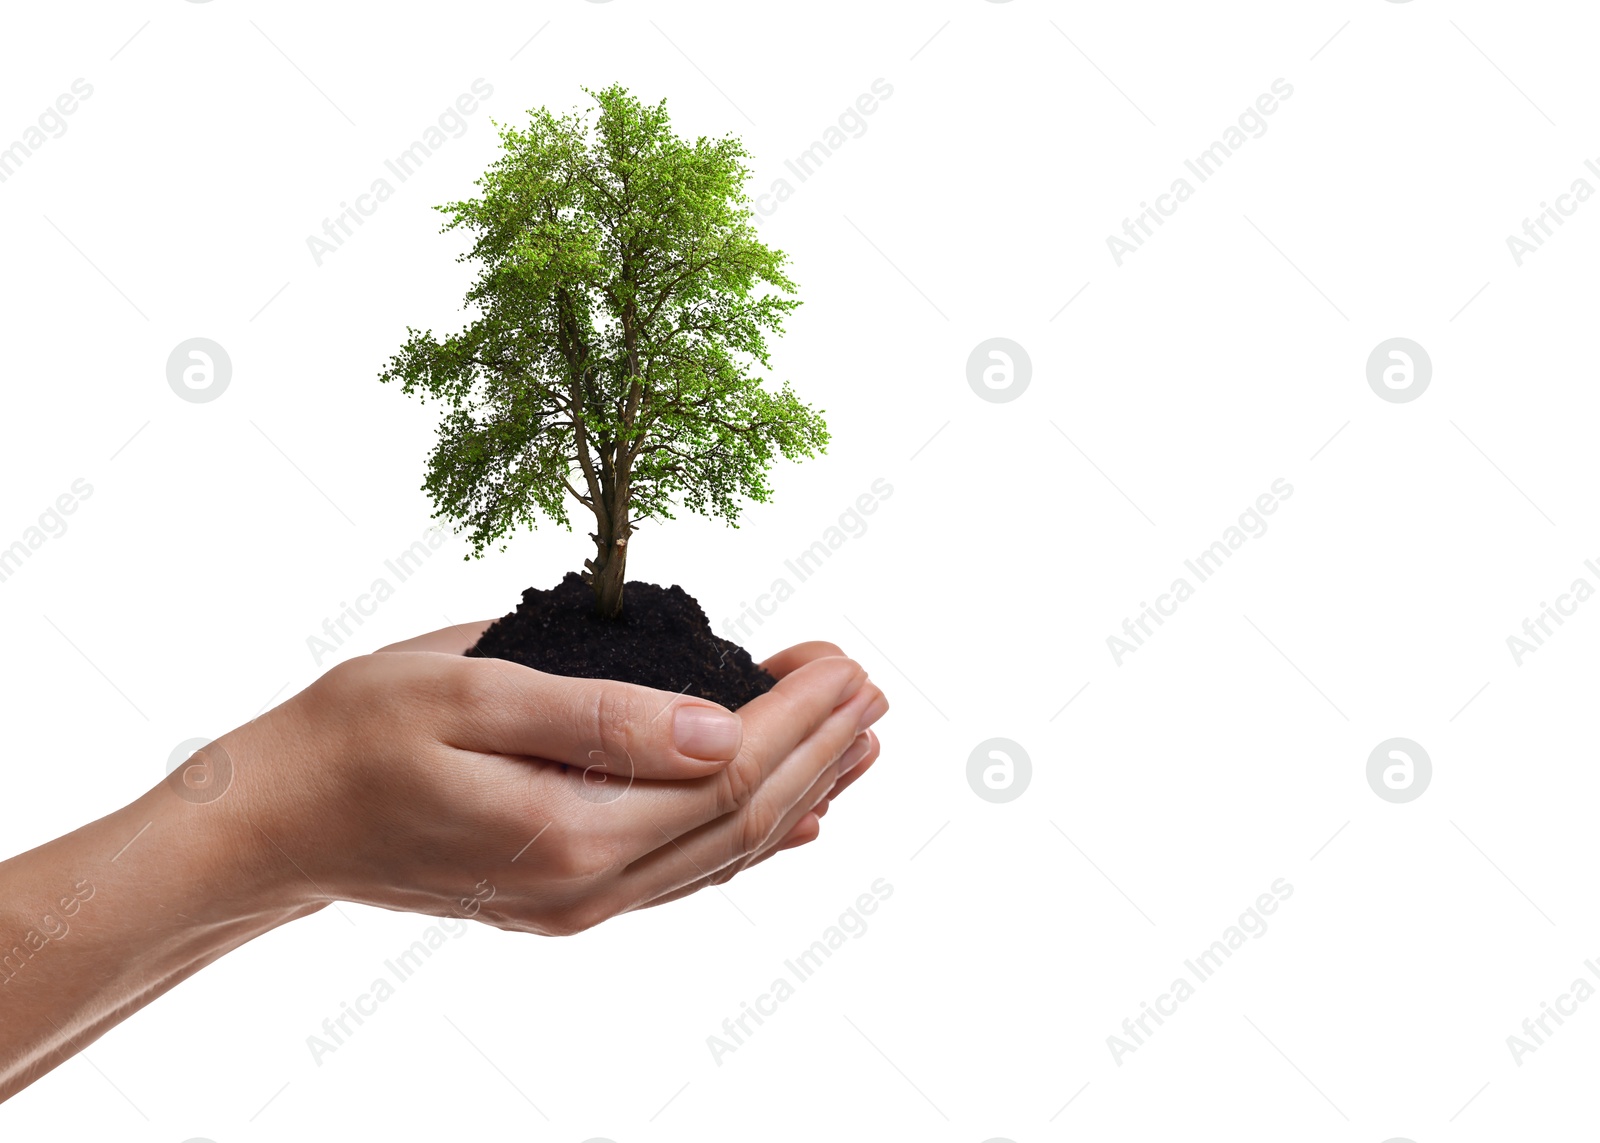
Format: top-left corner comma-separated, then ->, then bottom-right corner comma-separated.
776,813 -> 821,850
626,799 -> 823,913
628,725 -> 879,909
440,655 -> 765,778
742,729 -> 868,840
619,682 -> 880,902
631,730 -> 878,911
537,656 -> 867,841
822,730 -> 881,804
719,724 -> 872,878
741,810 -> 821,863
377,620 -> 497,655
628,776 -> 832,913
662,696 -> 871,890
801,731 -> 880,827
760,641 -> 845,681
595,657 -> 872,845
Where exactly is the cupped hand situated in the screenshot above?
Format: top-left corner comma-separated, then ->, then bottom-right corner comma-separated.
212,625 -> 888,935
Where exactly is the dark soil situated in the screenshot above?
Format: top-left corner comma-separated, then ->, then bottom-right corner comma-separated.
465,572 -> 777,710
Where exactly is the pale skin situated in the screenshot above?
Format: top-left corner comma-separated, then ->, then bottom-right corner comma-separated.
0,622 -> 886,1102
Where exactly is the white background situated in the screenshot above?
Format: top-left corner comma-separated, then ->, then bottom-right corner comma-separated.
2,1 -> 1598,1139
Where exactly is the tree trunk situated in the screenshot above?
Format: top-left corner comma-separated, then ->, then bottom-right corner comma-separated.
590,534 -> 627,619
585,496 -> 630,619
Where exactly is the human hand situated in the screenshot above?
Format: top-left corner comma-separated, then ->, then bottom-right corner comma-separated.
0,622 -> 886,1102
628,640 -> 885,911
210,624 -> 888,935
374,626 -> 884,859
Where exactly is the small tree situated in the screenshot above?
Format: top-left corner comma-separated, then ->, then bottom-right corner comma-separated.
380,84 -> 828,618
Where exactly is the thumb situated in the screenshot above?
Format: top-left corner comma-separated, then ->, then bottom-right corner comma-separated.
442,657 -> 745,778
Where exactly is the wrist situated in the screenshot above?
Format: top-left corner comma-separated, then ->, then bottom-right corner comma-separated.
142,721 -> 326,928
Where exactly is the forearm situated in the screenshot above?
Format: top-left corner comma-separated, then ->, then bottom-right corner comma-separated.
0,639 -> 886,1104
0,765 -> 315,1101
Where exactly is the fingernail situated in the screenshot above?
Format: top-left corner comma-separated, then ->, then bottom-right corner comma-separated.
838,731 -> 872,776
674,704 -> 743,762
857,694 -> 888,732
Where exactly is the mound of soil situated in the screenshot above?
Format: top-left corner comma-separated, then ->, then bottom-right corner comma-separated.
465,572 -> 777,710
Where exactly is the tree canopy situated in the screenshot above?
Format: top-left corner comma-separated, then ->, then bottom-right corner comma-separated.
380,83 -> 827,617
